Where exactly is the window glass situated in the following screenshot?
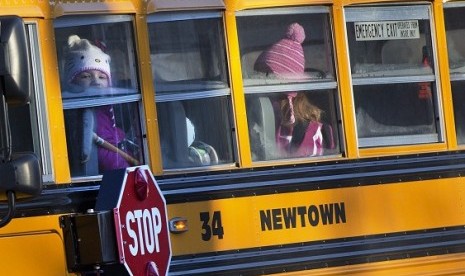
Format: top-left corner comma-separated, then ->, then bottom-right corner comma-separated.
55,15 -> 144,178
237,7 -> 341,161
346,5 -> 441,147
444,5 -> 465,144
148,12 -> 234,169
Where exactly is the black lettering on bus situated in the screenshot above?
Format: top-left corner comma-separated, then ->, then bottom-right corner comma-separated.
308,205 -> 319,226
282,207 -> 297,228
200,211 -> 224,240
200,212 -> 211,240
319,203 -> 334,225
260,209 -> 272,231
211,211 -> 224,239
297,206 -> 307,227
259,202 -> 347,231
272,208 -> 283,229
319,202 -> 347,225
335,202 -> 346,223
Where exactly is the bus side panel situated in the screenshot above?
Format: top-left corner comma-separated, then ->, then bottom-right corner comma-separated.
168,177 -> 465,255
272,252 -> 465,275
0,215 -> 71,276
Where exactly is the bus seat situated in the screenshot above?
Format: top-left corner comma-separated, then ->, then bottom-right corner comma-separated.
356,106 -> 434,138
151,52 -> 204,82
303,44 -> 328,72
64,109 -> 99,176
241,50 -> 262,78
446,30 -> 465,71
246,96 -> 277,161
158,101 -> 190,168
381,35 -> 426,64
355,86 -> 435,138
183,97 -> 225,164
158,101 -> 220,168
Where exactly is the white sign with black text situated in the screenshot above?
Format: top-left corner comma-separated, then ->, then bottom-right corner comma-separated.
354,20 -> 420,41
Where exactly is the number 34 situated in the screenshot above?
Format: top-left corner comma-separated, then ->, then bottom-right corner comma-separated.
200,211 -> 224,241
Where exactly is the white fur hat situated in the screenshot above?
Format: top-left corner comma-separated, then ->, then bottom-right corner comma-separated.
63,35 -> 111,85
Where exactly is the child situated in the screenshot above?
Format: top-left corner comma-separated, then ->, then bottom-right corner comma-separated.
254,23 -> 325,157
62,35 -> 137,173
277,92 -> 324,157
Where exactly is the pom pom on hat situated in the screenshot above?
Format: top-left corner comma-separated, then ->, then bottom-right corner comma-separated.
64,35 -> 111,85
285,23 -> 305,44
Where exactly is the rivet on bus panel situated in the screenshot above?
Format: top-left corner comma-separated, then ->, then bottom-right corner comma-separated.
169,217 -> 189,233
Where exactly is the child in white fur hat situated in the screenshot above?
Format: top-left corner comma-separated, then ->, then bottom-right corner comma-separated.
62,35 -> 137,174
63,35 -> 112,93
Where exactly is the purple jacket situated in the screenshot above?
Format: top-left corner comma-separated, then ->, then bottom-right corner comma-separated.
96,105 -> 130,171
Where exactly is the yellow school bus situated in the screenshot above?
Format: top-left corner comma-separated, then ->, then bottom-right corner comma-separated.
2,0 -> 465,274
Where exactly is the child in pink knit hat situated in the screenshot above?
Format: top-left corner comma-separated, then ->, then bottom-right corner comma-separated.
62,35 -> 137,174
254,23 -> 324,157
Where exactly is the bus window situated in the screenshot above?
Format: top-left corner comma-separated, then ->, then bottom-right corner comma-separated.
148,12 -> 234,170
444,4 -> 465,145
54,15 -> 144,178
345,5 -> 441,147
237,7 -> 340,162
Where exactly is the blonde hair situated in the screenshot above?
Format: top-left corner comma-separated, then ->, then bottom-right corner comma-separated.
281,93 -> 322,127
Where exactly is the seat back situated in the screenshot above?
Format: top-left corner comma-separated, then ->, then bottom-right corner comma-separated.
381,34 -> 426,64
158,101 -> 190,168
64,109 -> 99,176
246,96 -> 277,161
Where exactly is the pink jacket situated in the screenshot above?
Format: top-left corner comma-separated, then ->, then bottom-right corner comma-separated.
276,121 -> 324,157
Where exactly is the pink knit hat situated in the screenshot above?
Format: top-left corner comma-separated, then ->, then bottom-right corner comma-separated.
254,23 -> 306,124
254,23 -> 305,76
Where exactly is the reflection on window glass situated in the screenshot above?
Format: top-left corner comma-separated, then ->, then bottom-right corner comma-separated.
55,16 -> 144,177
355,83 -> 436,138
148,13 -> 234,169
149,15 -> 228,93
346,5 -> 441,147
445,6 -> 465,145
348,19 -> 433,77
237,7 -> 341,161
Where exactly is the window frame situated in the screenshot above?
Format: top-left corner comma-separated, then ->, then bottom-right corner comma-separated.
25,21 -> 54,183
345,4 -> 444,148
147,10 -> 236,170
53,14 -> 146,179
236,6 -> 343,162
444,2 -> 465,146
147,11 -> 231,103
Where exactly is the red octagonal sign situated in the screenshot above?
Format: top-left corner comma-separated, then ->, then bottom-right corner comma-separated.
96,165 -> 171,276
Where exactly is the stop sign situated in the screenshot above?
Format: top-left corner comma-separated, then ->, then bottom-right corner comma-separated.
96,166 -> 171,276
